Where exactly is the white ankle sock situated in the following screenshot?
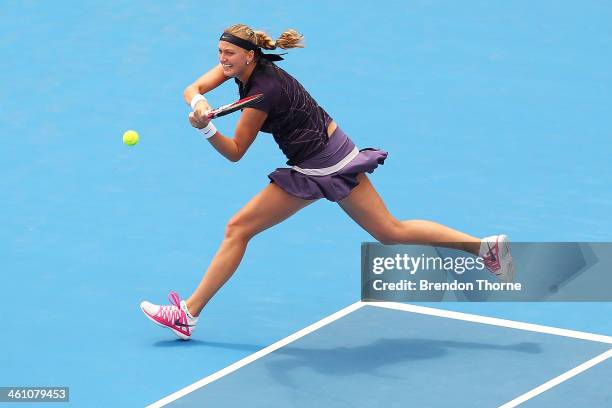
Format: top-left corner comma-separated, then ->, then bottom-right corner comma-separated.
180,301 -> 198,322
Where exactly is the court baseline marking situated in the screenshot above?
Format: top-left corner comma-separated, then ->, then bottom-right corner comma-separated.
147,301 -> 612,407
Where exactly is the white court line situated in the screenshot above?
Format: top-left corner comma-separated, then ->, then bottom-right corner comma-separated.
498,348 -> 612,408
368,302 -> 612,344
146,301 -> 365,408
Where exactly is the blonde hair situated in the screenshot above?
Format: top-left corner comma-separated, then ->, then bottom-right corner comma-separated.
223,24 -> 304,51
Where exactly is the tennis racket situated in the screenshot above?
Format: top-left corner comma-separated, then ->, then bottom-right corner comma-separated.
207,94 -> 264,118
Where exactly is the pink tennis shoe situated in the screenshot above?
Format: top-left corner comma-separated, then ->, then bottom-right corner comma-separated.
140,291 -> 198,340
480,235 -> 516,283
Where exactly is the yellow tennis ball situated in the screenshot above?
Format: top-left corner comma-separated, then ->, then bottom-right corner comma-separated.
123,130 -> 139,146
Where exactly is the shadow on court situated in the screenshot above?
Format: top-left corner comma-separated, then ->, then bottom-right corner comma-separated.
155,337 -> 541,388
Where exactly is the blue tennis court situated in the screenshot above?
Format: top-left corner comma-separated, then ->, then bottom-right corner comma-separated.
2,1 -> 611,407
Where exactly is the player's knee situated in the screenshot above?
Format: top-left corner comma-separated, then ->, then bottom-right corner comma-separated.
224,215 -> 254,242
372,220 -> 402,245
374,232 -> 398,245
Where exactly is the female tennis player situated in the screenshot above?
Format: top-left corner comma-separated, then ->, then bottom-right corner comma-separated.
140,24 -> 515,340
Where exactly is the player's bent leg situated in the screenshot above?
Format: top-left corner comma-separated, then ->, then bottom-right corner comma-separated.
338,173 -> 479,250
338,173 -> 515,282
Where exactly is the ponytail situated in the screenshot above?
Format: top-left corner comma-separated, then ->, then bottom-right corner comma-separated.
224,24 -> 305,51
255,29 -> 304,50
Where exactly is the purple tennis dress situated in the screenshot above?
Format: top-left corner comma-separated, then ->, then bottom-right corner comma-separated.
237,59 -> 387,202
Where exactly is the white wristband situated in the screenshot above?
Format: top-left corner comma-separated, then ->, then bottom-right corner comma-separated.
190,94 -> 207,111
198,121 -> 217,139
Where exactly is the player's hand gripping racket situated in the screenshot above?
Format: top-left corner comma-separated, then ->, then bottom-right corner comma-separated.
207,94 -> 264,118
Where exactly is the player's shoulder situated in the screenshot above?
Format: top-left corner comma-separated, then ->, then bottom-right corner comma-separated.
251,62 -> 283,93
